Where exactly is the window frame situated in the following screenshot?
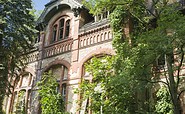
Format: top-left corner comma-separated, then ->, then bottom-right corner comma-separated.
11,73 -> 33,114
46,64 -> 69,107
50,16 -> 71,44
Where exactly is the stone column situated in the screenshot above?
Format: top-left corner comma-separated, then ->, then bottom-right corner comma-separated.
30,30 -> 45,114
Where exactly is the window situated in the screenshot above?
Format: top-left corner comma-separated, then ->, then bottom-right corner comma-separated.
95,11 -> 109,22
65,20 -> 70,38
46,64 -> 68,104
48,64 -> 68,81
59,19 -> 64,40
63,66 -> 68,80
156,53 -> 174,70
50,17 -> 71,43
157,54 -> 165,66
11,73 -> 33,114
62,83 -> 67,103
52,25 -> 57,43
157,53 -> 174,66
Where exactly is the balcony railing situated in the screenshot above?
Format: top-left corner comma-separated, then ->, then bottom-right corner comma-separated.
79,24 -> 112,48
24,50 -> 39,63
43,38 -> 73,58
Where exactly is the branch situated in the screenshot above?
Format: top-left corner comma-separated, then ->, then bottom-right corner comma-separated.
162,65 -> 171,89
137,1 -> 158,18
138,78 -> 168,86
176,45 -> 184,89
178,89 -> 185,100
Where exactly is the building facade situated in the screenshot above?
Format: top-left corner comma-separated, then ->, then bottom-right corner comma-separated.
3,0 -> 115,114
4,0 -> 185,114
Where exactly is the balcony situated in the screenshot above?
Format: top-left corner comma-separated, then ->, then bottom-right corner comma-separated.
43,38 -> 73,58
79,23 -> 112,48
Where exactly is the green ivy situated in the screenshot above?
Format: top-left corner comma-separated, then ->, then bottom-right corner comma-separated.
37,72 -> 68,114
13,91 -> 26,114
155,87 -> 173,114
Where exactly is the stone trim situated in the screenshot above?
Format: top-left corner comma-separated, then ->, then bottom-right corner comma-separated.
78,48 -> 115,78
42,59 -> 71,73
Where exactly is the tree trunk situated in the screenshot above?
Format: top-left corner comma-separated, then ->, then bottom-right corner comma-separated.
166,54 -> 181,114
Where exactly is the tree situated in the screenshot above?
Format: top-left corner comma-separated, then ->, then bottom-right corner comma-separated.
76,56 -> 140,113
155,86 -> 173,114
0,0 -> 35,113
37,72 -> 67,114
82,0 -> 185,114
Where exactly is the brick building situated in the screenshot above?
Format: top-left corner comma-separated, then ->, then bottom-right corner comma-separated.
3,0 -> 114,114
4,0 -> 185,114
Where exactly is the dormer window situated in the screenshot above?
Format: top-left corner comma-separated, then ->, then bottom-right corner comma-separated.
50,17 -> 71,43
95,11 -> 109,22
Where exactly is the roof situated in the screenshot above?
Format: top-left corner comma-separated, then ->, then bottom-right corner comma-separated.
36,0 -> 83,28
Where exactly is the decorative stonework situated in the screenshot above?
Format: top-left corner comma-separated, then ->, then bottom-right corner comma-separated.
44,38 -> 73,58
79,24 -> 112,48
26,51 -> 39,63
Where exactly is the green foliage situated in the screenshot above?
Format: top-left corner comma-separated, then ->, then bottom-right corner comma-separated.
14,91 -> 26,114
77,56 -> 146,113
0,0 -> 36,112
29,9 -> 43,21
155,86 -> 173,114
76,56 -> 114,113
37,72 -> 68,114
82,0 -> 185,114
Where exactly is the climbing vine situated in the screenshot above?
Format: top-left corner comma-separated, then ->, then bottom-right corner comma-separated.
37,72 -> 68,114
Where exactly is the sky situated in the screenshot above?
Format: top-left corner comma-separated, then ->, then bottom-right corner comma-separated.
32,0 -> 50,11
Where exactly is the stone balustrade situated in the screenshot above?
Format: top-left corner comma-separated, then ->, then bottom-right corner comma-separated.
25,51 -> 39,63
79,24 -> 112,48
44,38 -> 73,58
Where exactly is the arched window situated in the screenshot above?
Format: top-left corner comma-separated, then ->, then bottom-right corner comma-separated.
46,64 -> 68,104
50,17 -> 71,43
11,73 -> 33,114
80,55 -> 112,114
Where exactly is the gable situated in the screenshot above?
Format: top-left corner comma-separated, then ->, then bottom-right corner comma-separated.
36,0 -> 82,26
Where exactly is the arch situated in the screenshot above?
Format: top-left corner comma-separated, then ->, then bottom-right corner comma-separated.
45,8 -> 74,46
78,48 -> 115,78
42,59 -> 71,73
41,4 -> 71,23
19,67 -> 35,77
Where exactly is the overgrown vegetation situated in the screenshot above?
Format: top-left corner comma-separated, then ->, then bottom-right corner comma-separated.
14,91 -> 26,114
37,72 -> 68,114
155,86 -> 173,114
76,56 -> 143,113
0,0 -> 36,113
80,0 -> 185,114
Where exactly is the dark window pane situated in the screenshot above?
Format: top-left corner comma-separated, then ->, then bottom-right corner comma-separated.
59,19 -> 65,40
62,83 -> 67,102
51,25 -> 57,43
157,54 -> 165,66
65,20 -> 70,38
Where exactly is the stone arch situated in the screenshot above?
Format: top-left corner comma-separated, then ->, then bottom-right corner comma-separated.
78,48 -> 115,78
21,67 -> 35,77
9,67 -> 35,114
41,59 -> 71,106
45,8 -> 74,46
42,59 -> 71,73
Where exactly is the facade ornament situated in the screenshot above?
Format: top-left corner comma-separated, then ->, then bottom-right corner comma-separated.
72,7 -> 82,17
